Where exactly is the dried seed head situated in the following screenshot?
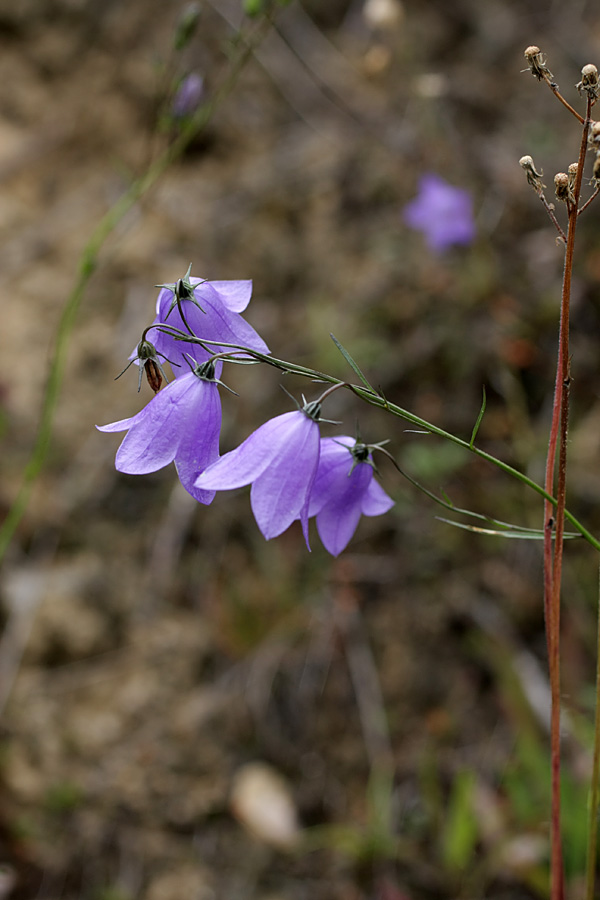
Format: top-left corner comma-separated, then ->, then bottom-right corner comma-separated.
576,63 -> 600,99
524,45 -> 553,81
593,154 -> 600,184
582,64 -> 598,84
554,172 -> 572,204
519,155 -> 545,192
589,121 -> 600,148
567,162 -> 578,191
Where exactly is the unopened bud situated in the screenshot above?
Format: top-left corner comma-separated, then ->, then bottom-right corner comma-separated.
519,155 -> 545,192
174,3 -> 201,51
554,172 -> 573,204
524,45 -> 553,81
114,336 -> 173,393
144,359 -> 163,394
576,63 -> 600,99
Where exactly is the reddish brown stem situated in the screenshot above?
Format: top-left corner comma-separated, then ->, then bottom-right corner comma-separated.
543,97 -> 592,900
545,76 -> 585,123
538,191 -> 567,241
578,186 -> 600,215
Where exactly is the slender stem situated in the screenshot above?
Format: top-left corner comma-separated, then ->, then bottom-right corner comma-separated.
0,12 -> 274,564
538,192 -> 567,242
545,97 -> 592,900
156,327 -> 600,553
544,76 -> 585,123
585,567 -> 600,900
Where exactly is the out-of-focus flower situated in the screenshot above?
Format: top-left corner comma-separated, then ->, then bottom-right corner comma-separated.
195,406 -> 321,544
403,174 -> 475,252
97,361 -> 221,503
146,265 -> 269,373
172,72 -> 204,117
306,437 -> 394,555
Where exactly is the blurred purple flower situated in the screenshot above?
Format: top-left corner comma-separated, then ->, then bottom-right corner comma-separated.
172,72 -> 204,117
97,363 -> 221,504
195,408 -> 321,544
403,174 -> 475,252
306,437 -> 394,556
146,267 -> 269,373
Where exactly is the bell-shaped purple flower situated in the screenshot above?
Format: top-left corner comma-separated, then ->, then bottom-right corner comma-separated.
148,266 -> 269,372
403,174 -> 475,253
195,408 -> 321,544
307,437 -> 394,556
97,361 -> 221,504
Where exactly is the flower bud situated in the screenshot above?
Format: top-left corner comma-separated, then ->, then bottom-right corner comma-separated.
519,155 -> 545,192
554,172 -> 573,204
173,3 -> 201,51
524,45 -> 552,81
576,63 -> 600,99
144,359 -> 163,394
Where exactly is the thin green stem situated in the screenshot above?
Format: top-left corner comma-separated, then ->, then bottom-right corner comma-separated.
159,331 -> 600,552
0,12 -> 274,564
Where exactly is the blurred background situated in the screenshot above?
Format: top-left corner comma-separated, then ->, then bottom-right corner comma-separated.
2,0 -> 600,897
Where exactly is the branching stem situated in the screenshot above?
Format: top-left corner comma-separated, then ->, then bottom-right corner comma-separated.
544,95 -> 592,900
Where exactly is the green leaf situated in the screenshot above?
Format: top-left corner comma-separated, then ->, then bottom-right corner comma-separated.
442,770 -> 478,873
330,333 -> 373,390
470,385 -> 486,448
436,517 -> 579,540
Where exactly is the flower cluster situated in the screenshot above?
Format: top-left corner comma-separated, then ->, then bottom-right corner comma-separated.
99,267 -> 394,555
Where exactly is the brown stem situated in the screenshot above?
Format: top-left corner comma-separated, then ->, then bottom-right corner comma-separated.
538,192 -> 567,242
544,96 -> 592,900
578,186 -> 600,215
545,76 -> 585,123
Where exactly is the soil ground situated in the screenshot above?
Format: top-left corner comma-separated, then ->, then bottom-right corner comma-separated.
2,1 -> 600,898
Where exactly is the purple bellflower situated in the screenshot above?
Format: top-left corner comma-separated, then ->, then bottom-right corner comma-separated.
97,360 -> 221,504
403,173 -> 475,253
305,437 -> 394,556
172,72 -> 204,118
195,404 -> 322,545
146,265 -> 269,372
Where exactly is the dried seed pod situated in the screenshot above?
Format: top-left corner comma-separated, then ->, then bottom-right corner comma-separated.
576,63 -> 600,99
567,162 -> 578,192
519,155 -> 545,192
524,45 -> 553,81
554,172 -> 573,204
593,154 -> 600,184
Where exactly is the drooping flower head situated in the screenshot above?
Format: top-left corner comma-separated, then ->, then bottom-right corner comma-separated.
147,265 -> 269,373
195,399 -> 323,546
306,436 -> 394,556
97,359 -> 222,504
403,174 -> 475,253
